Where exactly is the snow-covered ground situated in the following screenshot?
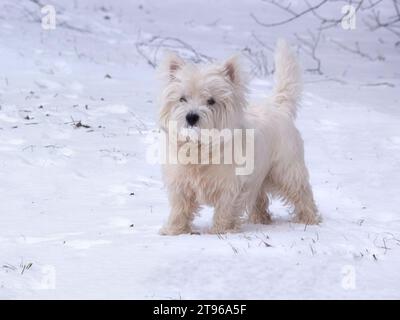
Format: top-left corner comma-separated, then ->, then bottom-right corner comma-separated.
0,0 -> 399,299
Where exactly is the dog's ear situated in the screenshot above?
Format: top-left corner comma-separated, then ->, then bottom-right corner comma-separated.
221,55 -> 243,86
158,51 -> 185,82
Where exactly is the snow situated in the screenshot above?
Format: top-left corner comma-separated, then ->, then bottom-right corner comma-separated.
0,0 -> 399,299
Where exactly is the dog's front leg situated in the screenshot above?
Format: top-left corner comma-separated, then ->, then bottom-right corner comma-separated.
160,189 -> 197,235
210,198 -> 244,234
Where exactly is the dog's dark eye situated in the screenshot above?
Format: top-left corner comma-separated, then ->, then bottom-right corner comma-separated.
179,96 -> 187,103
207,98 -> 215,106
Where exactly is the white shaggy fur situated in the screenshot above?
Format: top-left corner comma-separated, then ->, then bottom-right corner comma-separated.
158,40 -> 320,235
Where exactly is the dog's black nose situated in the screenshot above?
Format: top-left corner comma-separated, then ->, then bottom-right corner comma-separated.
186,112 -> 199,126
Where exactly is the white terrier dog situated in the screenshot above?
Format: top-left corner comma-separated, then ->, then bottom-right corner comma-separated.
158,40 -> 320,235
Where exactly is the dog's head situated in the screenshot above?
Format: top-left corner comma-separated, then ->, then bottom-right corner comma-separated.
158,53 -> 247,139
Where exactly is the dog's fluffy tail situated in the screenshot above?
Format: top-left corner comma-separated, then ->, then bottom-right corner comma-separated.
272,39 -> 302,118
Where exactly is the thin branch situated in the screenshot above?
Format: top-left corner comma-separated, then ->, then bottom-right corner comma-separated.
362,82 -> 395,87
251,0 -> 328,28
295,29 -> 323,74
364,0 -> 400,38
307,0 -> 364,30
331,39 -> 385,61
241,33 -> 273,77
135,33 -> 213,68
361,0 -> 385,11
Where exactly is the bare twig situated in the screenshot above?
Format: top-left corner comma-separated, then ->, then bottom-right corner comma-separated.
364,0 -> 400,38
295,29 -> 323,74
307,0 -> 364,30
136,33 -> 213,68
251,0 -> 399,47
331,39 -> 385,61
241,33 -> 274,77
251,0 -> 329,27
362,82 -> 395,87
242,47 -> 270,77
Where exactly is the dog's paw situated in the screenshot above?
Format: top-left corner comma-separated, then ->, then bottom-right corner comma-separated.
159,225 -> 191,236
209,224 -> 240,235
249,212 -> 272,225
292,214 -> 322,225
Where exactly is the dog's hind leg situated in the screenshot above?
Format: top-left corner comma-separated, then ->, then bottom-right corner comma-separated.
248,191 -> 272,225
290,181 -> 320,225
274,162 -> 320,225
